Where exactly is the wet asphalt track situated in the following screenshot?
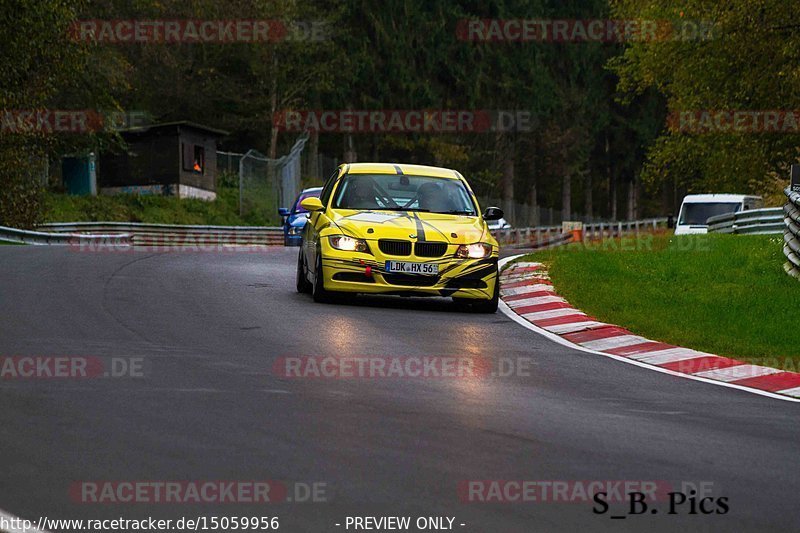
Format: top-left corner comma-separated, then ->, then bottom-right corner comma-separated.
0,245 -> 798,532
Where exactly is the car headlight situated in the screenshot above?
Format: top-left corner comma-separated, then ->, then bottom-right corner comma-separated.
288,226 -> 303,235
455,243 -> 492,259
329,235 -> 369,253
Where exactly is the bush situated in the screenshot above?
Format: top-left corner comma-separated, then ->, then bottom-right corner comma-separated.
0,151 -> 46,229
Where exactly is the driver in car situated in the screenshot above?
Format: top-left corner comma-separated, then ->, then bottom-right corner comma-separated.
345,178 -> 381,209
418,182 -> 455,212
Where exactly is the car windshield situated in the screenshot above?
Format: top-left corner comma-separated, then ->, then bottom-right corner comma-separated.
679,202 -> 740,225
292,191 -> 321,214
332,174 -> 477,215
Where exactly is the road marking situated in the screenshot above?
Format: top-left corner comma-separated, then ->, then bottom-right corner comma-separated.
520,308 -> 586,321
693,365 -> 782,382
630,348 -> 712,365
498,255 -> 800,403
580,334 -> 650,351
507,295 -> 566,307
777,386 -> 800,397
501,284 -> 553,296
543,320 -> 607,334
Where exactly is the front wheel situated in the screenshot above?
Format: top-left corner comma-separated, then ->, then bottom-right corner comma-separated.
454,274 -> 499,313
296,248 -> 311,294
472,282 -> 499,313
312,253 -> 333,303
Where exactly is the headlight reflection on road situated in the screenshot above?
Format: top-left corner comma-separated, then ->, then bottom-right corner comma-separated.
441,324 -> 495,405
318,316 -> 364,353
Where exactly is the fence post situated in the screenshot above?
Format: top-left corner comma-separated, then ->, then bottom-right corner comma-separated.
784,168 -> 800,279
238,154 -> 244,217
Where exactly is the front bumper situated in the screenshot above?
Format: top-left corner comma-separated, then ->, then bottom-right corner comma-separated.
319,242 -> 499,300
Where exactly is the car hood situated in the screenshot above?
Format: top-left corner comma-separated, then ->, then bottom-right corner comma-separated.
330,210 -> 487,244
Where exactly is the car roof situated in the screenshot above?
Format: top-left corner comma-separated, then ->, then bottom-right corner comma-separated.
343,162 -> 460,179
300,187 -> 323,193
681,194 -> 761,203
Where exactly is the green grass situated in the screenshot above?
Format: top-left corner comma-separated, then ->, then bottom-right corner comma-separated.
520,233 -> 800,367
43,184 -> 280,226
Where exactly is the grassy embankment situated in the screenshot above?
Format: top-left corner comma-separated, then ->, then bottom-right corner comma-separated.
42,174 -> 282,226
520,233 -> 800,367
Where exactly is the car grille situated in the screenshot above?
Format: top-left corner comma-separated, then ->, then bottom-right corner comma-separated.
378,239 -> 412,256
382,273 -> 440,287
414,241 -> 448,257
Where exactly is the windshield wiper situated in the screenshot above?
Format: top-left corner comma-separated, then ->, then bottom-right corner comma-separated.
376,207 -> 430,212
437,210 -> 475,215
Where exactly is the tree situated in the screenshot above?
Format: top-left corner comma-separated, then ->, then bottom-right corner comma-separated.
0,0 -> 122,226
610,0 -> 800,200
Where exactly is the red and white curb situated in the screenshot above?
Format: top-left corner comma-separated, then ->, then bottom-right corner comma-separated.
498,256 -> 800,403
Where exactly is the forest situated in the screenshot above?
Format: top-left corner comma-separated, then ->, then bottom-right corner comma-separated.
1,0 -> 798,227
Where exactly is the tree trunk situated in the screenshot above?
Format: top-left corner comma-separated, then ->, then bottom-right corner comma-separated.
268,54 -> 279,160
306,130 -> 321,181
610,168 -> 617,221
584,173 -> 593,221
502,156 -> 515,225
562,172 -> 571,221
344,134 -> 357,163
528,178 -> 538,227
496,131 -> 515,224
627,177 -> 637,220
606,134 -> 616,220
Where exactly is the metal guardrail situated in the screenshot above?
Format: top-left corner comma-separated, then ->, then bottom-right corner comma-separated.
707,208 -> 785,235
39,221 -> 282,234
784,188 -> 800,279
491,225 -> 561,246
15,218 -> 663,249
491,218 -> 668,246
38,222 -> 284,246
0,226 -> 132,246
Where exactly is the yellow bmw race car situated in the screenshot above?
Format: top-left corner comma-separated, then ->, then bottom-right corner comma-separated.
296,163 -> 504,313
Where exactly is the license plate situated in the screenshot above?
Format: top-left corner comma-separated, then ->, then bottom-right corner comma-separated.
385,261 -> 439,275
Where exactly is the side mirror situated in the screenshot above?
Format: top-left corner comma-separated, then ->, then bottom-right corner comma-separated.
300,197 -> 324,212
483,206 -> 504,221
278,207 -> 290,217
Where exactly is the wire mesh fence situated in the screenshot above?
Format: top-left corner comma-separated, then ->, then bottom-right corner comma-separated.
231,133 -> 310,224
217,151 -> 244,174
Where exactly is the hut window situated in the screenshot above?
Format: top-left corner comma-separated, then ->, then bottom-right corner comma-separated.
182,143 -> 205,174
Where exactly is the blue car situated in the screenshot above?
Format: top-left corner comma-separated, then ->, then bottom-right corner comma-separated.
278,187 -> 323,246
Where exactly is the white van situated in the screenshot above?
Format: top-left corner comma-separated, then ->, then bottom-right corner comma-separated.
675,194 -> 763,235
